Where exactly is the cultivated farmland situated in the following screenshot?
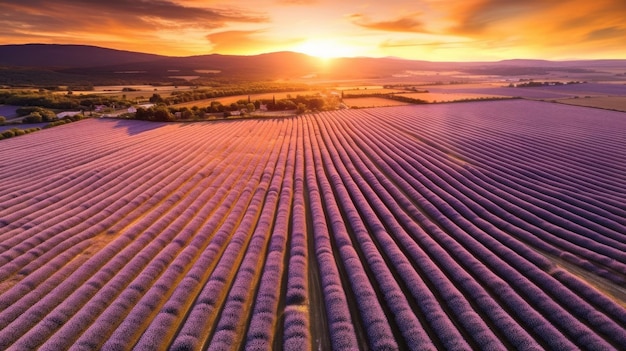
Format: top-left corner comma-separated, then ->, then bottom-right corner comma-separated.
342,97 -> 410,108
555,96 -> 626,112
172,91 -> 315,109
395,92 -> 509,103
0,100 -> 625,350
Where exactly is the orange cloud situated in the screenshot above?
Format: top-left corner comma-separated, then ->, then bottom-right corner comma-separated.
443,0 -> 551,35
379,39 -> 473,49
419,0 -> 626,58
350,13 -> 426,33
5,0 -> 267,28
0,0 -> 624,60
0,0 -> 269,52
277,0 -> 318,4
440,0 -> 626,39
206,30 -> 300,55
586,26 -> 626,42
206,30 -> 265,53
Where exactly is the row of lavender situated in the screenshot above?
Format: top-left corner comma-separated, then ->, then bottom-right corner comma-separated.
0,100 -> 624,350
384,101 -> 626,283
0,118 -> 311,350
302,100 -> 625,349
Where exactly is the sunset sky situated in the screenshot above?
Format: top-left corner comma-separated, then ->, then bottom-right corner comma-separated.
1,0 -> 625,61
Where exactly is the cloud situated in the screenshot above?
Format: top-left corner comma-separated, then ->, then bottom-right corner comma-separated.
586,26 -> 626,42
419,0 -> 626,59
205,30 -> 299,54
0,0 -> 271,55
442,0 -> 626,39
556,1 -> 626,35
39,0 -> 266,24
15,1 -> 264,23
350,13 -> 426,33
379,39 -> 471,49
0,0 -> 625,60
444,0 -> 550,35
0,1 -> 268,41
276,0 -> 318,4
206,30 -> 266,53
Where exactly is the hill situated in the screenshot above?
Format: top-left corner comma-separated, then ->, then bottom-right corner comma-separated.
1,44 -> 625,86
0,44 -> 163,68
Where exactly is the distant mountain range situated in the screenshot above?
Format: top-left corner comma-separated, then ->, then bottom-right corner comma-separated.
1,44 -> 624,86
0,44 -> 162,68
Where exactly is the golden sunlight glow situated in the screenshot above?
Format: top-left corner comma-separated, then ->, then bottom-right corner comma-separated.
294,39 -> 357,59
0,0 -> 625,60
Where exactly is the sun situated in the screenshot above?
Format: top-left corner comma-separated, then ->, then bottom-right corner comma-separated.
295,39 -> 356,59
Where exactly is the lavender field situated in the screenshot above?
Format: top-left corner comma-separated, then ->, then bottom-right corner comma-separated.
0,100 -> 625,350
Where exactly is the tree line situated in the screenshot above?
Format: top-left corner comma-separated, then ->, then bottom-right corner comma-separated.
134,94 -> 338,122
0,90 -> 129,111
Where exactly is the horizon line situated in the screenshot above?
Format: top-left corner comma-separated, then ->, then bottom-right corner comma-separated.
3,42 -> 626,63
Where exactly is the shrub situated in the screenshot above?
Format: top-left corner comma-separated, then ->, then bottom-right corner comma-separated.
43,120 -> 69,128
23,113 -> 43,123
16,107 -> 56,121
62,114 -> 83,122
296,103 -> 307,114
153,107 -> 174,122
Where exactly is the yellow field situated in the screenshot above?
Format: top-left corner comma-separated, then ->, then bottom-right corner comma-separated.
554,96 -> 626,112
342,97 -> 410,108
419,83 -> 504,90
61,85 -> 195,100
341,88 -> 410,95
397,92 -> 509,103
172,90 -> 317,108
333,85 -> 384,90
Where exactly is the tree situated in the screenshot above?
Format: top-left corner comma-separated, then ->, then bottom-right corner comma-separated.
153,106 -> 174,121
307,97 -> 325,111
209,101 -> 223,113
39,109 -> 56,122
276,99 -> 296,110
296,103 -> 307,114
181,109 -> 194,120
149,93 -> 165,104
135,107 -> 149,120
23,112 -> 43,123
